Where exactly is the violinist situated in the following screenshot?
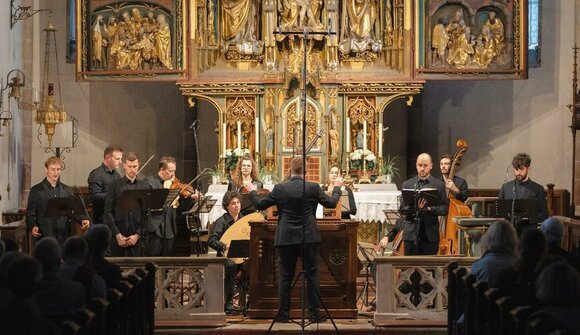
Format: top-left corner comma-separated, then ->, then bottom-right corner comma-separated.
324,165 -> 357,219
145,156 -> 199,256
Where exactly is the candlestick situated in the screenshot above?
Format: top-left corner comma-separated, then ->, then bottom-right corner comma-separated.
237,121 -> 242,149
378,122 -> 383,158
255,117 -> 259,152
222,122 -> 227,154
345,117 -> 351,152
363,120 -> 367,152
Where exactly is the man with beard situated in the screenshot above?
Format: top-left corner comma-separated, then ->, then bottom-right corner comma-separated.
379,153 -> 448,255
439,154 -> 469,202
498,153 -> 548,233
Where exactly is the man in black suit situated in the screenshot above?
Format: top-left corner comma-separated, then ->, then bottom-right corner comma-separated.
379,153 -> 448,255
498,152 -> 548,233
26,156 -> 90,246
87,144 -> 123,225
246,156 -> 343,323
439,154 -> 469,202
103,152 -> 150,256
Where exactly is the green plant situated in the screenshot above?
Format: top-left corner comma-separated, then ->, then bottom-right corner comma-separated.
381,155 -> 400,178
208,164 -> 226,180
259,167 -> 280,184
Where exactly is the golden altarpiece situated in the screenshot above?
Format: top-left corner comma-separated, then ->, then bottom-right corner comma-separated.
76,0 -> 528,181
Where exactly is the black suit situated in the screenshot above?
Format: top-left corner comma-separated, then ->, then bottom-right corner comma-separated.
250,176 -> 341,317
26,178 -> 83,246
389,175 -> 448,255
103,176 -> 150,256
144,175 -> 177,256
87,163 -> 121,224
441,175 -> 469,202
498,179 -> 548,228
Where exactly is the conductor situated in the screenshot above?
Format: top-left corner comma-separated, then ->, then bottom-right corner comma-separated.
245,156 -> 342,323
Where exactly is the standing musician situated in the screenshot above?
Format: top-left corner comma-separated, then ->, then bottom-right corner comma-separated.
88,144 -> 123,225
145,156 -> 199,256
498,153 -> 548,233
103,152 -> 150,256
26,156 -> 90,246
324,165 -> 357,219
246,156 -> 343,323
379,153 -> 448,255
228,155 -> 263,193
207,191 -> 244,313
439,154 -> 469,202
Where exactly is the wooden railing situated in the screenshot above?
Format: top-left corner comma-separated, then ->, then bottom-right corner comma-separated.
61,263 -> 156,335
373,256 -> 477,326
447,262 -> 571,335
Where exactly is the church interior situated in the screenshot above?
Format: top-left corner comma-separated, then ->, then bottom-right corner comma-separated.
1,0 -> 580,334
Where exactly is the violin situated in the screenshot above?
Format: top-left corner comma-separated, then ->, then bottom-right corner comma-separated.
164,176 -> 198,208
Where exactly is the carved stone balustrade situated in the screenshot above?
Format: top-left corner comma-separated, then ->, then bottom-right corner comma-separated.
109,257 -> 227,326
374,256 -> 476,326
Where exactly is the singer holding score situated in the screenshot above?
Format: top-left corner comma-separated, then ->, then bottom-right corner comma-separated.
498,153 -> 548,232
378,153 -> 448,255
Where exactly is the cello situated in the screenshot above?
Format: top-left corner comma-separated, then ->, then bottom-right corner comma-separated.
438,139 -> 471,255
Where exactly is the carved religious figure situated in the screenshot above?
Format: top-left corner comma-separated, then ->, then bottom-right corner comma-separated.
221,0 -> 263,55
445,10 -> 474,68
473,25 -> 494,67
329,126 -> 339,157
484,11 -> 505,58
339,0 -> 382,54
92,15 -> 108,69
431,17 -> 449,66
155,14 -> 173,69
278,0 -> 323,30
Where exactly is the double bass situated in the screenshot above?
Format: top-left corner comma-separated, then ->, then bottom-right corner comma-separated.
438,139 -> 471,255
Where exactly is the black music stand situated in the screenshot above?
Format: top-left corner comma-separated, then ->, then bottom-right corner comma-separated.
356,242 -> 378,308
118,189 -> 169,255
46,196 -> 87,244
494,198 -> 539,234
228,239 -> 250,259
183,195 -> 216,256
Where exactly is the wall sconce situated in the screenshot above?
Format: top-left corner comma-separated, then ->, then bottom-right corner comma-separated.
0,69 -> 26,135
10,0 -> 52,29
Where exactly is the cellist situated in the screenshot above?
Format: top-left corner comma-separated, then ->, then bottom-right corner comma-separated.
439,154 -> 469,202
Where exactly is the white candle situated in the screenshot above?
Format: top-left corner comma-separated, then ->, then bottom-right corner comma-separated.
345,117 -> 351,152
237,121 -> 242,149
378,122 -> 383,158
255,117 -> 259,152
363,120 -> 367,152
222,122 -> 227,154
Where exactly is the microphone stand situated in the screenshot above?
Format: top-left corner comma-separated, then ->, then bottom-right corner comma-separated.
181,168 -> 210,256
267,23 -> 338,335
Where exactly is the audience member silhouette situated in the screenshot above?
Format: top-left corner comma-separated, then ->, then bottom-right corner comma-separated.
33,237 -> 85,324
60,236 -> 107,301
0,251 -> 22,313
540,217 -> 580,272
470,220 -> 518,287
84,224 -> 122,289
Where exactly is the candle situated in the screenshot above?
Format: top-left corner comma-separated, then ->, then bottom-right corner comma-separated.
222,122 -> 227,154
363,120 -> 367,152
345,117 -> 351,152
378,122 -> 383,158
237,121 -> 242,149
255,117 -> 259,152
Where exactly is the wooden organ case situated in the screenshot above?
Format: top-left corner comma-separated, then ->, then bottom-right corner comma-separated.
248,219 -> 361,318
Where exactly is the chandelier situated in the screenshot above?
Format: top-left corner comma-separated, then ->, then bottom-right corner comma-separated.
34,21 -> 67,146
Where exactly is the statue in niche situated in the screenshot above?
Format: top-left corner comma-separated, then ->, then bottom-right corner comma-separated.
278,0 -> 323,30
445,10 -> 474,68
92,15 -> 108,69
329,126 -> 339,157
262,109 -> 275,156
339,0 -> 382,54
155,14 -> 173,69
484,11 -> 505,59
431,17 -> 449,66
473,25 -> 494,67
222,0 -> 264,55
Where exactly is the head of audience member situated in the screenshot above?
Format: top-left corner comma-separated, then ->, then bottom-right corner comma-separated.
439,154 -> 453,176
0,239 -> 5,260
233,155 -> 259,185
327,165 -> 341,185
0,251 -> 23,288
103,144 -> 123,171
33,237 -> 62,273
512,152 -> 531,182
158,156 -> 177,182
84,224 -> 112,257
540,217 -> 564,246
62,236 -> 90,264
515,228 -> 547,274
536,260 -> 580,306
222,191 -> 241,218
480,220 -> 518,255
7,255 -> 42,300
416,153 -> 433,180
291,156 -> 304,177
44,156 -> 63,186
1,238 -> 18,253
123,152 -> 140,181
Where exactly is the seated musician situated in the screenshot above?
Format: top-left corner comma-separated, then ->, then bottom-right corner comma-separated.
207,191 -> 244,313
323,165 -> 357,219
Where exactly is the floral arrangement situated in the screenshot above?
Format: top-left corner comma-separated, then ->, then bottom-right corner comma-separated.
223,148 -> 250,171
350,149 -> 376,170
